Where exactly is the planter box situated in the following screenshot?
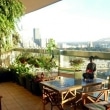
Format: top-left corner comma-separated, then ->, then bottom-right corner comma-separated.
59,71 -> 83,79
0,69 -> 12,82
59,72 -> 74,78
31,81 -> 42,96
18,75 -> 26,88
25,77 -> 32,92
74,71 -> 83,79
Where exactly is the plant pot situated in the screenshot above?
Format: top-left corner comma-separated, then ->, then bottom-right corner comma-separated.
0,68 -> 12,82
31,80 -> 42,96
74,70 -> 83,79
25,77 -> 32,92
18,75 -> 26,88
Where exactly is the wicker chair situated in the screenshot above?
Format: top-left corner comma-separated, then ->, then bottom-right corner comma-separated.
75,83 -> 109,109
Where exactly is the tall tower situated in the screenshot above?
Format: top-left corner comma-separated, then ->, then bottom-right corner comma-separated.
33,28 -> 41,47
88,41 -> 93,47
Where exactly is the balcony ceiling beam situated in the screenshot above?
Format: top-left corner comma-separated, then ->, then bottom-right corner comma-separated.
20,0 -> 61,14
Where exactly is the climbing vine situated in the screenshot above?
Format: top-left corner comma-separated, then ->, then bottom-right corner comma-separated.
0,0 -> 25,52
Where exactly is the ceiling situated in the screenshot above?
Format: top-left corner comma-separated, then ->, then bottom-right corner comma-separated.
20,0 -> 61,14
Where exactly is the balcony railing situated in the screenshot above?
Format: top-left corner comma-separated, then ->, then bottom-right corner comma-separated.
1,48 -> 110,80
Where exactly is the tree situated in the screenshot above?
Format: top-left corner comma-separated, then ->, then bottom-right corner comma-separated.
46,38 -> 57,62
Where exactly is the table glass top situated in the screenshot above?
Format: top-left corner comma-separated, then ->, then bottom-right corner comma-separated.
40,77 -> 106,91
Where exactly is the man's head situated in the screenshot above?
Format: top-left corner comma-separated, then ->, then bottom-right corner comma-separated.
89,56 -> 94,62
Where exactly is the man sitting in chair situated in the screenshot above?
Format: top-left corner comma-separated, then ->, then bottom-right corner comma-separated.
83,56 -> 96,80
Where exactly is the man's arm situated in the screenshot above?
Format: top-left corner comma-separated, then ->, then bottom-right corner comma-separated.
93,63 -> 96,72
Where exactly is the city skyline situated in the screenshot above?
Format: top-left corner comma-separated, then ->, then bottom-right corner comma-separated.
20,0 -> 110,42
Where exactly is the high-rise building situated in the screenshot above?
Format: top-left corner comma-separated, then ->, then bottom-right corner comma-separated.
33,28 -> 41,47
41,38 -> 48,48
88,41 -> 93,47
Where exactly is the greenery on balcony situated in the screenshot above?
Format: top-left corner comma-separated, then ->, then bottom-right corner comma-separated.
69,58 -> 84,71
3,40 -> 57,94
8,38 -> 58,78
0,0 -> 25,52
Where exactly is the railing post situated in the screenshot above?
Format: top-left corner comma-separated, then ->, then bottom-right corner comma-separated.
107,76 -> 110,89
58,50 -> 61,76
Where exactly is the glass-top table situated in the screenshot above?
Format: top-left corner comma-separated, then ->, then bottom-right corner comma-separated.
40,76 -> 107,110
41,76 -> 106,92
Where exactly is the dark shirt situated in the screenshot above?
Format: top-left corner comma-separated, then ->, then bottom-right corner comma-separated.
86,62 -> 96,73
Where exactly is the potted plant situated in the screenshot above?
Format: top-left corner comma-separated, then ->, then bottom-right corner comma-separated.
31,75 -> 43,96
25,73 -> 34,92
16,52 -> 31,64
37,55 -> 58,78
44,38 -> 58,77
8,62 -> 19,82
46,38 -> 57,62
27,56 -> 40,68
33,38 -> 58,79
15,63 -> 30,86
31,39 -> 58,95
70,58 -> 84,79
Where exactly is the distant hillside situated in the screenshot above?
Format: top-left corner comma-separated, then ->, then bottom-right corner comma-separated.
57,37 -> 110,44
96,37 -> 110,42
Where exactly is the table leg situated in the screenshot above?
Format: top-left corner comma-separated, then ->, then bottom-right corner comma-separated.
82,93 -> 87,104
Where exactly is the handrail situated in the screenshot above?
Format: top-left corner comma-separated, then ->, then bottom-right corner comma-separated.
1,48 -> 110,68
13,48 -> 110,60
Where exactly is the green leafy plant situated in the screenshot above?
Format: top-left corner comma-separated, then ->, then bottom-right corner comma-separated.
9,38 -> 58,78
46,38 -> 57,62
35,38 -> 58,75
37,56 -> 58,72
16,52 -> 32,64
46,39 -> 57,53
15,63 -> 30,75
70,58 -> 84,71
12,32 -> 21,46
0,0 -> 25,52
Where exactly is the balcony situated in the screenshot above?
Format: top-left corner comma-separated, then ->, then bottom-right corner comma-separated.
1,48 -> 110,79
0,48 -> 110,110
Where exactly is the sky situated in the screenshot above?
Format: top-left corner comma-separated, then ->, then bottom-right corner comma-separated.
20,0 -> 110,42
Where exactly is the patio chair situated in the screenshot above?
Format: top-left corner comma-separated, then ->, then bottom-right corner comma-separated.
74,83 -> 109,109
84,101 -> 110,110
43,87 -> 63,110
43,87 -> 76,110
104,103 -> 110,110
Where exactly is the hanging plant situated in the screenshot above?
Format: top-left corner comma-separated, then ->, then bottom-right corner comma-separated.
0,0 -> 25,52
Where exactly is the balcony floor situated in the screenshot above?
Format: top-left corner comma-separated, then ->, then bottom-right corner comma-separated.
0,82 -> 82,110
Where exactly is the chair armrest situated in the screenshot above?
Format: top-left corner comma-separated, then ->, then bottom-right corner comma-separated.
104,104 -> 110,109
83,88 -> 109,94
